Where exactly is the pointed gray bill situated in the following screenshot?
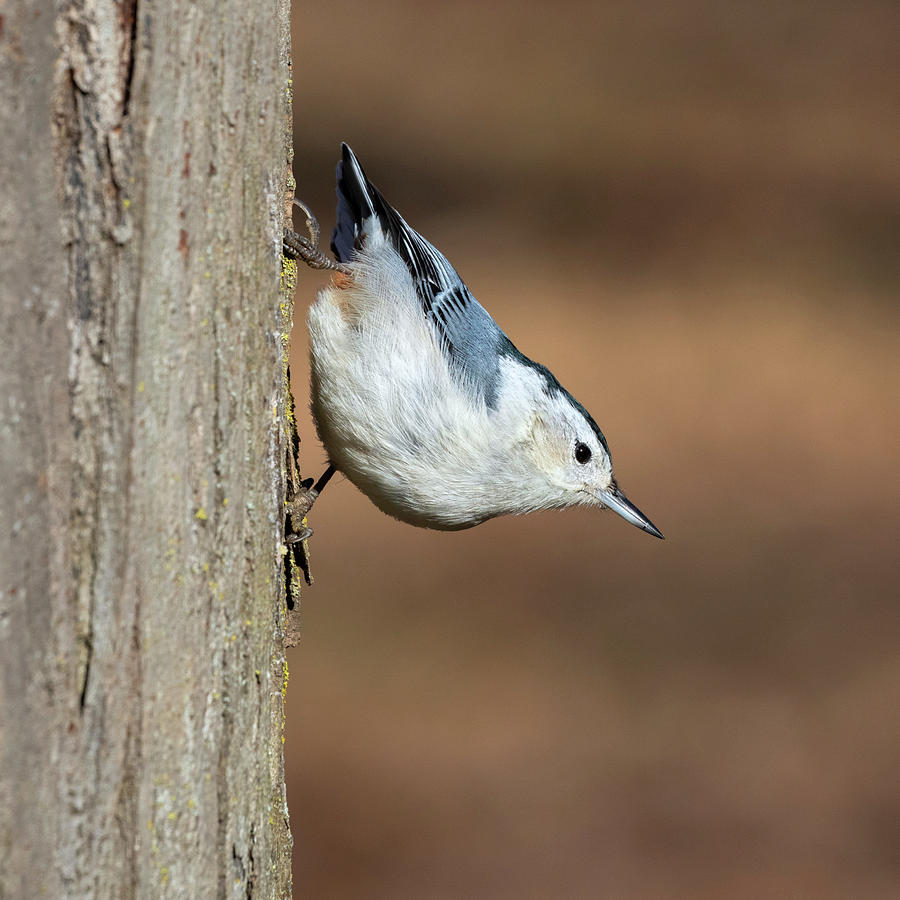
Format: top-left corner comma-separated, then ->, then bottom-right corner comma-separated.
596,486 -> 664,539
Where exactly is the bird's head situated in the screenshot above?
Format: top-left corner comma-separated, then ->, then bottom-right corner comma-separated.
522,372 -> 664,539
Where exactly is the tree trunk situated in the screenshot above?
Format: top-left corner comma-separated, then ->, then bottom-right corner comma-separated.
0,0 -> 299,896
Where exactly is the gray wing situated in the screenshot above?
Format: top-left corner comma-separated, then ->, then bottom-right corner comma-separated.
422,270 -> 509,410
333,144 -> 509,408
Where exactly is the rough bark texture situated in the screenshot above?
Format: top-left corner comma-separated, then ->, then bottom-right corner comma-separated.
0,0 -> 298,897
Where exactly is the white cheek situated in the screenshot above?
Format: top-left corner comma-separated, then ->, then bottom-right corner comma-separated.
533,443 -> 569,479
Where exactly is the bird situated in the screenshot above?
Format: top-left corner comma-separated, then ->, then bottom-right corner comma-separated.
283,143 -> 663,539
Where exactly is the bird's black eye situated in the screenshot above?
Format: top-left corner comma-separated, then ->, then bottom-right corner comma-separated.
574,441 -> 592,464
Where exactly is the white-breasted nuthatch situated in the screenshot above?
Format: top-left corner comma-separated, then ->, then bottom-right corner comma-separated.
285,144 -> 663,538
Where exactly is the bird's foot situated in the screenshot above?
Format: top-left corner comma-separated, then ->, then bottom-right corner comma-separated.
283,199 -> 352,274
284,465 -> 336,544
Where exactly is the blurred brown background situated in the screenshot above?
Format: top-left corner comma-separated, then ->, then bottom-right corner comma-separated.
286,2 -> 899,897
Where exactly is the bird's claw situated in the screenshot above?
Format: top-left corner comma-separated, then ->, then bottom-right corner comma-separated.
285,525 -> 313,544
283,198 -> 352,274
283,465 -> 336,544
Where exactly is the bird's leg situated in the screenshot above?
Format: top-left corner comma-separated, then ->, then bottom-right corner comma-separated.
284,464 -> 337,543
283,199 -> 352,274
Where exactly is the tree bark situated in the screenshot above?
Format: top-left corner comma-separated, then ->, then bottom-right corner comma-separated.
0,0 -> 298,896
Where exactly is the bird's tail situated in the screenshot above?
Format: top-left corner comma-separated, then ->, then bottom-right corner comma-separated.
331,143 -> 404,263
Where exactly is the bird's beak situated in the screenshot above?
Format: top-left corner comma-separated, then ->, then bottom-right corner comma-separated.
595,484 -> 664,539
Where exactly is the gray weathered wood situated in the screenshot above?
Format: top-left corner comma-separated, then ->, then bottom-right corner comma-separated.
0,0 -> 298,896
